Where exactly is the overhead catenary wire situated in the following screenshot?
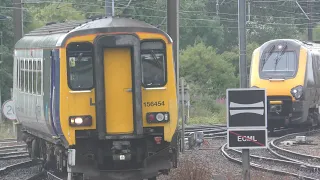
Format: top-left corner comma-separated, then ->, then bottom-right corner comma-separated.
4,0 -> 320,40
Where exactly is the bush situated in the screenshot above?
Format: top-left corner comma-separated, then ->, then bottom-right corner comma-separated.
167,154 -> 213,180
187,114 -> 225,125
184,99 -> 226,125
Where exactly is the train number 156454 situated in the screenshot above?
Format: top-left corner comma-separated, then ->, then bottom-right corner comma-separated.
143,101 -> 165,107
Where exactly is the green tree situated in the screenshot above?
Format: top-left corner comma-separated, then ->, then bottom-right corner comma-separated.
313,25 -> 320,41
217,1 -> 309,51
221,42 -> 260,78
25,3 -> 85,30
179,0 -> 224,50
0,0 -> 15,102
180,42 -> 237,117
180,41 -> 237,98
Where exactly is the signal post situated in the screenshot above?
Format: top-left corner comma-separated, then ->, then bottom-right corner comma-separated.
226,88 -> 268,180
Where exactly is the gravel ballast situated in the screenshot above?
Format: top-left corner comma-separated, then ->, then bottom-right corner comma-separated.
278,133 -> 320,157
157,138 -> 297,180
1,165 -> 41,180
0,137 -> 311,180
0,157 -> 31,169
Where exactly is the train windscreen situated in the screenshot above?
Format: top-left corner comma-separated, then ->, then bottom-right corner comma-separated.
260,51 -> 297,79
66,42 -> 94,90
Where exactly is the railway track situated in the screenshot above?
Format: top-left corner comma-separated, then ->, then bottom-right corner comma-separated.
26,171 -> 47,180
0,138 -> 17,143
184,125 -> 302,139
221,128 -> 320,179
184,124 -> 227,138
0,154 -> 30,160
46,171 -> 65,180
0,144 -> 26,150
1,124 -> 316,179
0,143 -> 29,160
221,143 -> 319,180
269,129 -> 320,167
0,159 -> 40,175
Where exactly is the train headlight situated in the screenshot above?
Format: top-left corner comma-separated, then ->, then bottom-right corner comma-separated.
147,112 -> 169,123
290,85 -> 303,100
156,113 -> 164,121
69,116 -> 92,127
75,117 -> 83,125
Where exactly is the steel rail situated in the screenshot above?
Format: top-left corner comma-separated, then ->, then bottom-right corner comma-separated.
0,151 -> 28,157
269,129 -> 320,167
26,171 -> 47,180
0,153 -> 30,160
221,143 -> 319,180
47,171 -> 64,180
0,144 -> 26,150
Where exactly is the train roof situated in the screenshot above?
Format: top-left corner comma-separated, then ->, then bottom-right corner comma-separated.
15,17 -> 172,49
260,39 -> 320,51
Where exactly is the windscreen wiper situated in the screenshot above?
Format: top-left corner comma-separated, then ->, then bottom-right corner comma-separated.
274,43 -> 288,70
261,45 -> 275,69
150,50 -> 162,69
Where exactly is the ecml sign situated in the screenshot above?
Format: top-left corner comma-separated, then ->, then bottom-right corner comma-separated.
226,88 -> 267,149
227,129 -> 267,149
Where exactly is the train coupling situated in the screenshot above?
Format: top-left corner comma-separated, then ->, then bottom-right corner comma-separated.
270,104 -> 282,114
113,154 -> 131,161
112,141 -> 132,161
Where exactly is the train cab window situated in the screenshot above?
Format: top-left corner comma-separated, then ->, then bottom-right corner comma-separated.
260,51 -> 297,78
141,41 -> 166,87
66,42 -> 94,90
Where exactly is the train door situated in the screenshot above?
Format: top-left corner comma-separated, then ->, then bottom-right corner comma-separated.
104,48 -> 134,134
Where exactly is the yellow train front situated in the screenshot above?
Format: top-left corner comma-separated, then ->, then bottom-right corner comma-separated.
250,39 -> 320,131
13,17 -> 179,180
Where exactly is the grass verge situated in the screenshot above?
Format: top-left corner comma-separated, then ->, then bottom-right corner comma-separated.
0,121 -> 15,139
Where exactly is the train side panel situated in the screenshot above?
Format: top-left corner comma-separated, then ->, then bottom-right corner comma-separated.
13,48 -> 58,141
59,35 -> 97,146
306,51 -> 320,108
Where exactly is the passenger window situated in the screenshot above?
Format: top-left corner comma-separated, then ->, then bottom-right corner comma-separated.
20,59 -> 24,91
66,42 -> 94,90
317,55 -> 320,83
32,60 -> 36,94
141,41 -> 166,87
17,58 -> 20,90
37,60 -> 42,94
25,60 -> 28,91
28,60 -> 32,93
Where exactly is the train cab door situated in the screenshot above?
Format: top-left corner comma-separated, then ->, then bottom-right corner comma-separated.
94,35 -> 143,139
104,48 -> 134,134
